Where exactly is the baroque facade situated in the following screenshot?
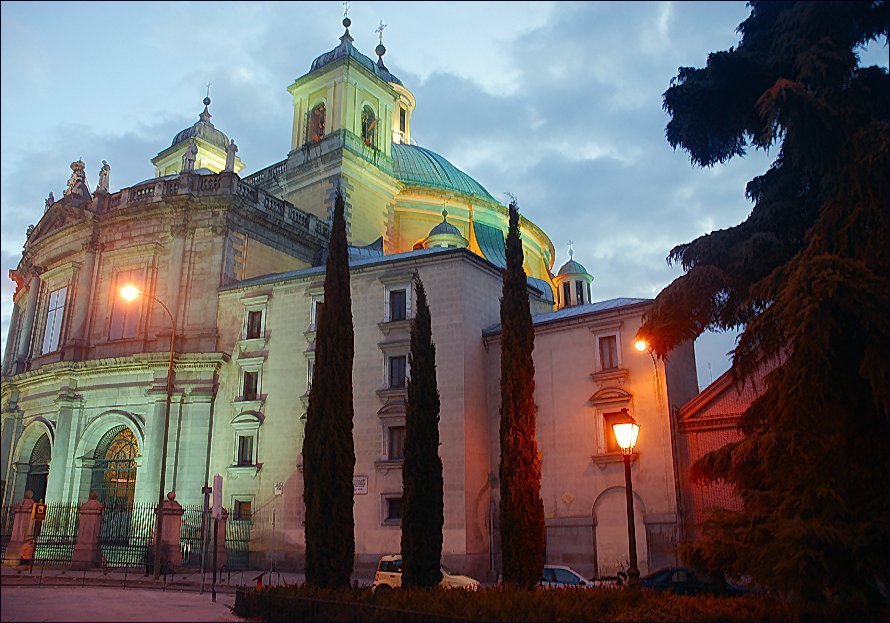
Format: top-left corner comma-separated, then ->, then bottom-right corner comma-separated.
1,18 -> 699,580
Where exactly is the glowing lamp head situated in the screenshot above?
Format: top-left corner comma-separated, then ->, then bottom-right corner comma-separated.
634,339 -> 649,352
120,284 -> 141,302
612,413 -> 640,454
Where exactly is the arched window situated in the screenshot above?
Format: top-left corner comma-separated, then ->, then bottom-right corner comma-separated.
361,105 -> 377,147
91,426 -> 139,509
25,434 -> 51,502
309,103 -> 326,143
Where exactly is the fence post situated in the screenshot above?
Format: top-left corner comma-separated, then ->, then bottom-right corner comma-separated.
160,491 -> 184,571
3,490 -> 34,566
71,491 -> 104,569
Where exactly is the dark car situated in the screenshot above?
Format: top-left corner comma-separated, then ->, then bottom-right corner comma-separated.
640,566 -> 750,596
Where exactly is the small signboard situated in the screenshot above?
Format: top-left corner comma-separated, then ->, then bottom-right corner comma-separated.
353,476 -> 368,495
31,503 -> 47,521
274,482 -> 284,496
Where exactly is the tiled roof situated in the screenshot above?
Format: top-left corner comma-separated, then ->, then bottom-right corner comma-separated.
483,298 -> 652,335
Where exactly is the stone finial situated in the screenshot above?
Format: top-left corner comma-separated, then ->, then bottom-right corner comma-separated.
89,491 -> 99,500
63,159 -> 88,197
45,191 -> 55,212
24,490 -> 33,500
167,491 -> 176,501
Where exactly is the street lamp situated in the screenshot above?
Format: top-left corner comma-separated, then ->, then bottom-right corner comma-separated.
612,409 -> 641,588
120,284 -> 175,579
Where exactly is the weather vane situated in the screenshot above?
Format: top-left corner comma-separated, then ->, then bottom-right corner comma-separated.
568,240 -> 574,259
376,20 -> 387,44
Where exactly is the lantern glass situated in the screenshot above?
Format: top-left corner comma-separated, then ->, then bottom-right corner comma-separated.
612,421 -> 640,453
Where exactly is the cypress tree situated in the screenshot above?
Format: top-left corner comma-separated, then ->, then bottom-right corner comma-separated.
303,188 -> 356,589
400,274 -> 444,588
498,200 -> 546,588
639,2 -> 888,613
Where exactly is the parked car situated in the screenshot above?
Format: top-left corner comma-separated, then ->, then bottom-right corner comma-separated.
640,566 -> 750,596
372,554 -> 481,591
540,564 -> 618,589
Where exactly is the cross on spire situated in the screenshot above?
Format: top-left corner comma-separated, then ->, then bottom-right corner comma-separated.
376,20 -> 387,44
568,240 -> 574,259
343,0 -> 350,19
206,81 -> 212,99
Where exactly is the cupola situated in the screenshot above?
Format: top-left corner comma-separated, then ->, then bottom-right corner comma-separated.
553,246 -> 593,309
423,208 -> 468,249
151,96 -> 245,177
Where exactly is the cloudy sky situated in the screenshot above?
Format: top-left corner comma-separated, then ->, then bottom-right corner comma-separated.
1,1 -> 885,389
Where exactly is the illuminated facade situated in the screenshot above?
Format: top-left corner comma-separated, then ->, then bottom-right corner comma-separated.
0,19 -> 698,580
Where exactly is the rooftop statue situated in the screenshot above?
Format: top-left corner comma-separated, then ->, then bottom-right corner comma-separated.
225,139 -> 238,172
63,159 -> 87,197
95,160 -> 110,193
182,141 -> 198,172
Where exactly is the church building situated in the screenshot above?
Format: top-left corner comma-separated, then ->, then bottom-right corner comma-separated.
0,17 -> 699,581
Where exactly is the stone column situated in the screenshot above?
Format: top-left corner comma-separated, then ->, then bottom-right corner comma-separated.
137,391 -> 171,505
1,407 -> 24,507
10,462 -> 30,506
44,391 -> 83,503
2,303 -> 21,374
14,272 -> 42,372
165,224 -> 187,342
3,490 -> 35,566
159,491 -> 184,569
71,491 -> 104,569
68,241 -> 98,348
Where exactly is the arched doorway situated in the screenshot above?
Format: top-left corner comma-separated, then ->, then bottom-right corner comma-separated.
90,426 -> 138,509
25,434 -> 51,502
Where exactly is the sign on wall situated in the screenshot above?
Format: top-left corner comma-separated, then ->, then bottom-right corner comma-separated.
353,476 -> 368,495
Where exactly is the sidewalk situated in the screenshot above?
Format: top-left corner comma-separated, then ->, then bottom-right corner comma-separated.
0,564 -> 296,623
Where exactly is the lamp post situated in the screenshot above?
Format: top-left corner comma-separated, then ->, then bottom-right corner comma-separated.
612,410 -> 641,588
120,284 -> 175,579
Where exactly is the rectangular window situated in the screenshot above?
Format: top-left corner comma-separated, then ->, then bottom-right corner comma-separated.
233,500 -> 252,520
563,282 -> 572,307
237,435 -> 254,466
110,269 -> 144,340
41,286 -> 67,354
307,360 -> 314,393
603,411 -> 628,454
599,335 -> 618,370
242,370 -> 259,400
246,310 -> 263,339
388,355 -> 407,388
385,496 -> 403,522
387,425 -> 406,461
576,281 -> 585,305
587,282 -> 592,304
309,296 -> 324,330
399,107 -> 406,133
389,289 -> 407,321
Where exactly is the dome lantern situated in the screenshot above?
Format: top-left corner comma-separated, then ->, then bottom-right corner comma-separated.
553,243 -> 594,309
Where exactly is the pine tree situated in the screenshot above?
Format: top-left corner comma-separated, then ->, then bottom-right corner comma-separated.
400,274 -> 444,588
303,188 -> 356,589
498,200 -> 546,588
638,1 -> 888,613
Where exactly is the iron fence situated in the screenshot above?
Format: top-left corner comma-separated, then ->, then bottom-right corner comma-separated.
34,502 -> 79,564
1,504 -> 14,558
1,501 -> 253,569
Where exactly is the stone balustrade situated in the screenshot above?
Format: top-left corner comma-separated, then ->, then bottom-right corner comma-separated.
100,171 -> 328,244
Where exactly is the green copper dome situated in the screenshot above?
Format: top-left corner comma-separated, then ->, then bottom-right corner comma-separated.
557,259 -> 589,276
392,143 -> 497,203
